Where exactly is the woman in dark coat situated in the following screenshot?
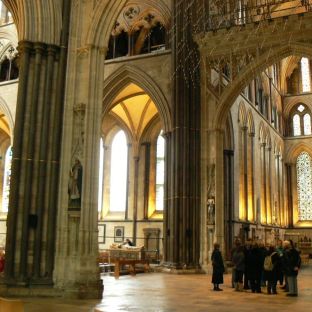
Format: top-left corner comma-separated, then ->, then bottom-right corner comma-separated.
211,243 -> 225,291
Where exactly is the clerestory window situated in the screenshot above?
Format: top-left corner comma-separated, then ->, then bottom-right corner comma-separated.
291,104 -> 312,136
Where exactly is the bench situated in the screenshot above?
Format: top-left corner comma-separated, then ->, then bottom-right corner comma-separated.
111,259 -> 150,279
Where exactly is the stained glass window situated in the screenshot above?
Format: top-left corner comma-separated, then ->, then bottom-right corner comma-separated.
304,113 -> 312,135
2,146 -> 12,212
301,57 -> 311,93
156,132 -> 165,211
297,152 -> 312,221
293,114 -> 301,136
110,131 -> 128,212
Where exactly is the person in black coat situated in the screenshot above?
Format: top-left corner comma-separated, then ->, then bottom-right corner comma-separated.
246,242 -> 263,293
263,245 -> 280,294
211,243 -> 225,291
282,240 -> 301,297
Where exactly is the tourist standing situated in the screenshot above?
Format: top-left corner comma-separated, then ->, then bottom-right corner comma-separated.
211,243 -> 225,291
282,240 -> 301,297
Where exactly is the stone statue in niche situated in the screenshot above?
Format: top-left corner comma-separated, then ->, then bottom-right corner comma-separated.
207,164 -> 216,225
68,158 -> 83,209
207,198 -> 215,225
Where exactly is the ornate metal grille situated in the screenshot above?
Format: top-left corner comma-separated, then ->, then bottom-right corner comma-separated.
204,0 -> 311,32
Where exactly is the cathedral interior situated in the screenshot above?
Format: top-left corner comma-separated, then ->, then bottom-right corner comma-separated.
0,0 -> 312,310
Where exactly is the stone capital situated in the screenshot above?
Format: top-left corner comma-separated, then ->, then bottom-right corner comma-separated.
17,40 -> 33,54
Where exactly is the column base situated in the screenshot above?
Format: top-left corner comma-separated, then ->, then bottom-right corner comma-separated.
0,279 -> 103,299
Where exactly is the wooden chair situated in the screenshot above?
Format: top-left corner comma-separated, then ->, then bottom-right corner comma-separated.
0,297 -> 24,312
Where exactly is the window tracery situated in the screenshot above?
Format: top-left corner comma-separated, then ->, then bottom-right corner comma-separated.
291,104 -> 312,136
0,42 -> 19,82
106,4 -> 168,60
296,152 -> 312,221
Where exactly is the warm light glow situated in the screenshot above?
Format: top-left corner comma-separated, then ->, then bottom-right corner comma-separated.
156,133 -> 165,211
110,131 -> 128,212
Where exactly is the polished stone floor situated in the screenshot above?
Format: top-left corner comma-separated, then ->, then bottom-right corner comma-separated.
22,264 -> 312,312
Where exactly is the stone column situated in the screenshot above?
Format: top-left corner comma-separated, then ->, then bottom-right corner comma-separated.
260,142 -> 267,224
5,40 -> 33,282
132,156 -> 139,245
285,163 -> 293,227
163,0 -> 201,269
54,44 -> 105,299
215,129 -> 225,250
266,146 -> 272,224
223,149 -> 234,256
3,36 -> 68,291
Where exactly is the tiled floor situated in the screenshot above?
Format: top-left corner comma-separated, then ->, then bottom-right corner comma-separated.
23,264 -> 312,311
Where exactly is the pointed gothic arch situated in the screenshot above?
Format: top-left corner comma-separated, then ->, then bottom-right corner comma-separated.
283,97 -> 312,118
0,28 -> 18,47
215,42 -> 312,128
285,142 -> 312,164
2,0 -> 62,44
103,65 -> 172,132
259,121 -> 266,144
86,0 -> 170,49
0,96 -> 14,137
247,109 -> 255,135
238,102 -> 247,127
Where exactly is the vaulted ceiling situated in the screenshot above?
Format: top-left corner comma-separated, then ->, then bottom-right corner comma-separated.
110,83 -> 158,141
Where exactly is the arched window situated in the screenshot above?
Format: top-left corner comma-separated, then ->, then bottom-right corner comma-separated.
98,138 -> 104,213
155,132 -> 165,211
301,57 -> 311,93
304,114 -> 312,135
293,114 -> 301,136
2,146 -> 12,212
291,104 -> 312,136
110,131 -> 128,212
296,152 -> 312,221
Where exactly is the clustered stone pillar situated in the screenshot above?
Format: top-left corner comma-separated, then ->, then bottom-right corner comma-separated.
4,0 -> 71,290
5,41 -> 62,286
163,0 -> 201,269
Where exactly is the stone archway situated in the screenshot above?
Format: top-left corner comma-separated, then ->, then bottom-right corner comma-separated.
2,0 -> 62,44
215,42 -> 312,127
102,65 -> 172,133
196,11 -> 312,265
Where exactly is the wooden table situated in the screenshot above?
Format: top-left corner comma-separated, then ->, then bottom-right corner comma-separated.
112,259 -> 150,279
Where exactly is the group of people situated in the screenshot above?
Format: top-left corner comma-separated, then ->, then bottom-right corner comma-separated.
211,239 -> 301,296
